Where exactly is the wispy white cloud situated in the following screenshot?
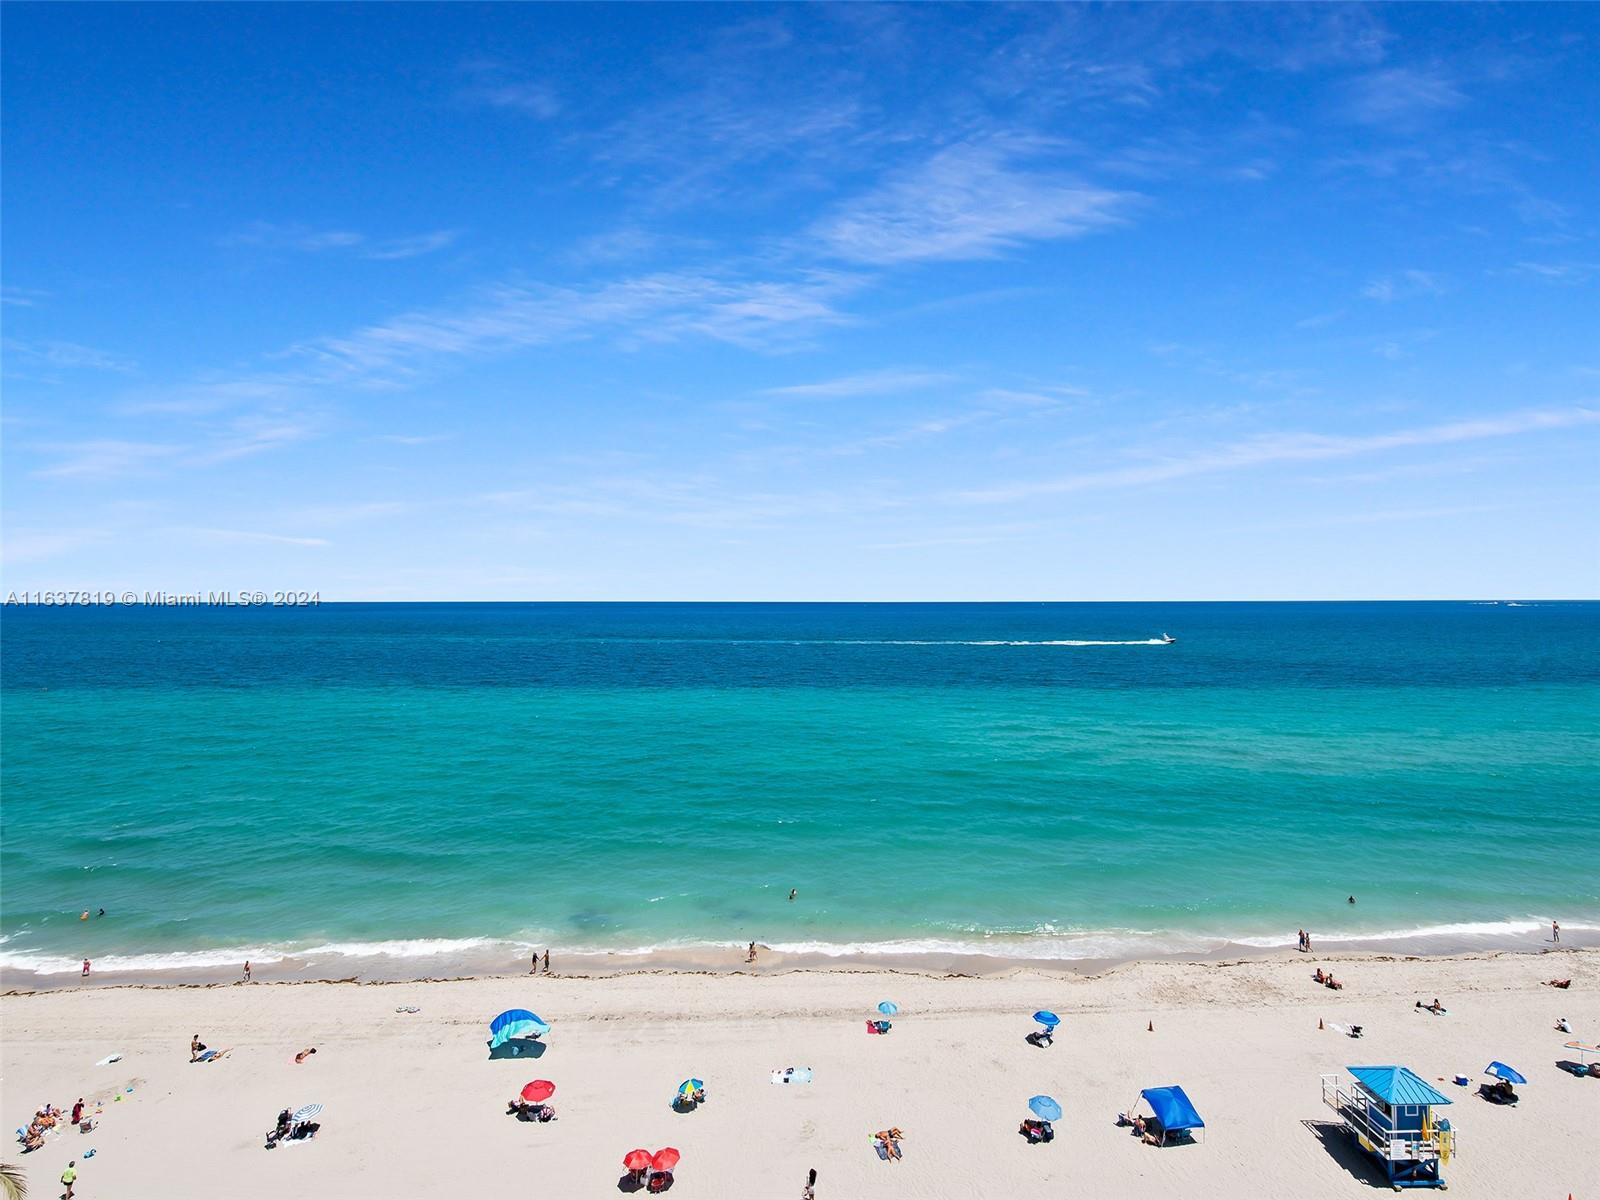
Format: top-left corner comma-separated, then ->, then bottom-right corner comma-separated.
1361,269 -> 1446,302
1,286 -> 50,308
4,338 -> 135,373
960,407 -> 1600,503
365,230 -> 463,260
184,528 -> 331,548
374,433 -> 451,446
32,439 -> 185,480
812,141 -> 1134,264
0,527 -> 112,565
1509,260 -> 1600,285
1339,66 -> 1465,126
1295,310 -> 1346,330
468,81 -> 561,118
220,222 -> 460,260
455,60 -> 561,118
290,271 -> 861,383
759,368 -> 956,399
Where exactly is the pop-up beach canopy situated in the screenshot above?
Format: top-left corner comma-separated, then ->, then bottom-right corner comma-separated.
1138,1086 -> 1204,1143
489,1009 -> 550,1049
1347,1065 -> 1452,1107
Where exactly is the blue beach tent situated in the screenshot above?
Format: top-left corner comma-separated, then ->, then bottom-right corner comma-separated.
489,1009 -> 550,1049
1138,1085 -> 1205,1144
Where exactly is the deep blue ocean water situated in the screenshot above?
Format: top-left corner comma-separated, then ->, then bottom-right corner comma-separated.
2,602 -> 1597,974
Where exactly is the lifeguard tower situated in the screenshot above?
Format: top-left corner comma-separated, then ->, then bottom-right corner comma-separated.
1321,1065 -> 1455,1189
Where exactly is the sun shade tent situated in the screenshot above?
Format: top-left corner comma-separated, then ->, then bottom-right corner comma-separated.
489,1009 -> 550,1048
1138,1086 -> 1204,1143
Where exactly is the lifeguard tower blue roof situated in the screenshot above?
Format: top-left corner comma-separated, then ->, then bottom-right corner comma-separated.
1139,1085 -> 1205,1131
1347,1066 -> 1451,1107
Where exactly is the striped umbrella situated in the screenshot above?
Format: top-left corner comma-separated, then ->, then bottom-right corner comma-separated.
677,1078 -> 705,1098
290,1103 -> 323,1122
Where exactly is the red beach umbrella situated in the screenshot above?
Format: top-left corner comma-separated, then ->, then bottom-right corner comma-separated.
623,1149 -> 653,1171
520,1080 -> 556,1103
651,1147 -> 681,1172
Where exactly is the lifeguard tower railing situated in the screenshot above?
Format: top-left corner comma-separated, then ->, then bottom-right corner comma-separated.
1319,1074 -> 1454,1165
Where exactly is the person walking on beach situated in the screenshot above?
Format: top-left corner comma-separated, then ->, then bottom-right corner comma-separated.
747,941 -> 757,964
242,960 -> 251,982
1297,929 -> 1306,952
61,1159 -> 77,1198
81,957 -> 91,977
542,948 -> 550,973
530,952 -> 539,974
1552,920 -> 1560,944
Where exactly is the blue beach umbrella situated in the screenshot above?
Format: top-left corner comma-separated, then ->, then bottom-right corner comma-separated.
1028,1095 -> 1063,1122
1485,1061 -> 1526,1084
678,1078 -> 705,1097
877,1001 -> 899,1016
489,1009 -> 551,1048
1032,1010 -> 1061,1028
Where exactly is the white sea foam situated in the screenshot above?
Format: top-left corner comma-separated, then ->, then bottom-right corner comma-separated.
3,918 -> 1590,976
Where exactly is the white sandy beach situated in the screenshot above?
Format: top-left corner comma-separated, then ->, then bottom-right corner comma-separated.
3,948 -> 1595,1199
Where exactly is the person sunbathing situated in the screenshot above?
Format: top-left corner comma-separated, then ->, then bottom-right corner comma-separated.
1544,978 -> 1572,989
1555,1017 -> 1571,1032
1417,998 -> 1444,1013
295,1047 -> 317,1063
1324,974 -> 1342,990
1312,968 -> 1326,984
1019,1118 -> 1054,1143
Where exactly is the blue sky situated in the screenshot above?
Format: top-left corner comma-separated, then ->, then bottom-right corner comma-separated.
3,3 -> 1596,600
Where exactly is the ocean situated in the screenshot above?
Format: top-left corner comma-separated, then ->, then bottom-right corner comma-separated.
2,601 -> 1597,978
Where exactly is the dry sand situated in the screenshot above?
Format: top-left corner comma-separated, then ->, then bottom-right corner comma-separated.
3,948 -> 1595,1198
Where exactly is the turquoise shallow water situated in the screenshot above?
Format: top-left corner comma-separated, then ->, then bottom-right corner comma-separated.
2,602 -> 1597,973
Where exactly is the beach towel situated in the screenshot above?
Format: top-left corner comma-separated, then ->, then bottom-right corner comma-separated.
94,1053 -> 123,1066
771,1067 -> 814,1085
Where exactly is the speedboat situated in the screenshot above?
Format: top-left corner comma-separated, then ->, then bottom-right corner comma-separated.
1158,633 -> 1176,644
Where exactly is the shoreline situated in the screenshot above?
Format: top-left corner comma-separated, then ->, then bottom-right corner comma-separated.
5,932 -> 1591,994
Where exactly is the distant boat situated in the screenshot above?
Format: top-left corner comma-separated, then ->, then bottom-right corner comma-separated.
1158,633 -> 1177,644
